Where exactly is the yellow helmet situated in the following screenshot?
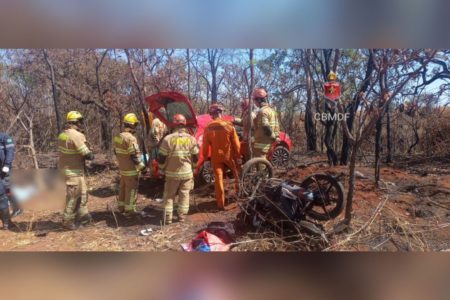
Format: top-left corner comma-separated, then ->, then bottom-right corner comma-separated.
66,111 -> 83,122
327,71 -> 337,81
123,113 -> 139,125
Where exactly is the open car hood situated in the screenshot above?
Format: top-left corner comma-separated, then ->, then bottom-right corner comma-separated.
145,91 -> 198,129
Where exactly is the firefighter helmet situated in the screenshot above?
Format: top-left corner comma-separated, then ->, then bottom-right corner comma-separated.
173,114 -> 187,126
123,113 -> 139,125
66,111 -> 83,123
208,103 -> 224,115
252,88 -> 267,100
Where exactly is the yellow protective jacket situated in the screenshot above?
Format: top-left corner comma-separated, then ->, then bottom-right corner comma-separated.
234,110 -> 256,141
58,127 -> 92,177
150,118 -> 168,146
114,129 -> 144,177
253,103 -> 280,152
158,129 -> 199,180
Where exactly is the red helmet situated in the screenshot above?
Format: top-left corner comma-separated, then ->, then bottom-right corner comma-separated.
209,103 -> 224,115
241,98 -> 250,110
173,114 -> 187,126
252,88 -> 267,100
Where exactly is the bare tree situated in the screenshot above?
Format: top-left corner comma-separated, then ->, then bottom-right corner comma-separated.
42,49 -> 62,134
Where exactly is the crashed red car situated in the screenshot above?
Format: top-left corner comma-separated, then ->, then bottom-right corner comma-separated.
145,92 -> 292,182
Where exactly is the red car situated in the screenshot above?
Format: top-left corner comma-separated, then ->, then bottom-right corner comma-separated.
194,113 -> 292,183
145,92 -> 292,183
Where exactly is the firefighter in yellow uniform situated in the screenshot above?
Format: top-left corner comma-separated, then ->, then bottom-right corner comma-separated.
252,88 -> 280,158
114,113 -> 146,214
158,114 -> 199,224
233,98 -> 256,161
58,111 -> 94,230
151,116 -> 168,146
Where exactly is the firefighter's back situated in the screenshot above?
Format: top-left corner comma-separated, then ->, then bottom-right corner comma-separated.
204,119 -> 238,163
114,131 -> 139,177
58,128 -> 87,177
161,130 -> 197,180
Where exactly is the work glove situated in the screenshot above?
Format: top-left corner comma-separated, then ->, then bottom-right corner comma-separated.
1,166 -> 9,177
140,167 -> 150,177
136,162 -> 146,172
85,152 -> 95,161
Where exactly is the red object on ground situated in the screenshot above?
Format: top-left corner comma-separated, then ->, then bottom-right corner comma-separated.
181,230 -> 231,252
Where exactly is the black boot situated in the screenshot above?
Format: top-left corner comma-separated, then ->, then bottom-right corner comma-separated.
78,213 -> 93,226
0,208 -> 12,230
10,195 -> 23,217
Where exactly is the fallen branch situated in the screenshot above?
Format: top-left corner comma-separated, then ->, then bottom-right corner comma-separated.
325,194 -> 390,251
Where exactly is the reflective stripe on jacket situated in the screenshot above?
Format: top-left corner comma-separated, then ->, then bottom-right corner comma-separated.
159,129 -> 199,180
114,130 -> 142,177
58,128 -> 91,177
254,103 -> 280,149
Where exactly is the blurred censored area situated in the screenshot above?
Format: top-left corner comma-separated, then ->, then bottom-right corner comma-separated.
0,254 -> 449,300
0,0 -> 449,47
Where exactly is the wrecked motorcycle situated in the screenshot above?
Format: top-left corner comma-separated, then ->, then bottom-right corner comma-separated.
241,174 -> 345,230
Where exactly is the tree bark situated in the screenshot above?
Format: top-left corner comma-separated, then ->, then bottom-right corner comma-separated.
95,50 -> 112,160
386,102 -> 392,163
248,49 -> 254,159
304,49 -> 317,151
340,50 -> 374,165
344,142 -> 359,224
187,49 -> 191,100
374,114 -> 383,185
42,49 -> 62,134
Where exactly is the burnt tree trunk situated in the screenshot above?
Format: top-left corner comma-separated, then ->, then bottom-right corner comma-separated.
95,50 -> 112,160
207,49 -> 221,104
340,51 -> 374,165
386,102 -> 392,163
375,68 -> 388,186
408,121 -> 420,154
304,49 -> 317,151
323,104 -> 338,165
374,115 -> 383,184
345,141 -> 359,224
187,49 -> 191,100
248,49 -> 254,159
42,49 -> 62,134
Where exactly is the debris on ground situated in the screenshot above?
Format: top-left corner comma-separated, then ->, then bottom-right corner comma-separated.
0,155 -> 449,251
181,222 -> 234,252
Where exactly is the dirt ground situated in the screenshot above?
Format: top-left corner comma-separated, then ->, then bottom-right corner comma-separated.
0,155 -> 449,251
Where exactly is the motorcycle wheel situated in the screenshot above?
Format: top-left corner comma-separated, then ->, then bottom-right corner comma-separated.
300,173 -> 345,221
240,158 -> 273,196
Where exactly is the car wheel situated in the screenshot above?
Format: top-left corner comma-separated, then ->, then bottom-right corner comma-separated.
200,161 -> 215,184
271,146 -> 290,168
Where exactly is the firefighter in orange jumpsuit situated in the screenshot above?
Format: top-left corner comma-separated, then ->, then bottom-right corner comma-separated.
202,104 -> 241,210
